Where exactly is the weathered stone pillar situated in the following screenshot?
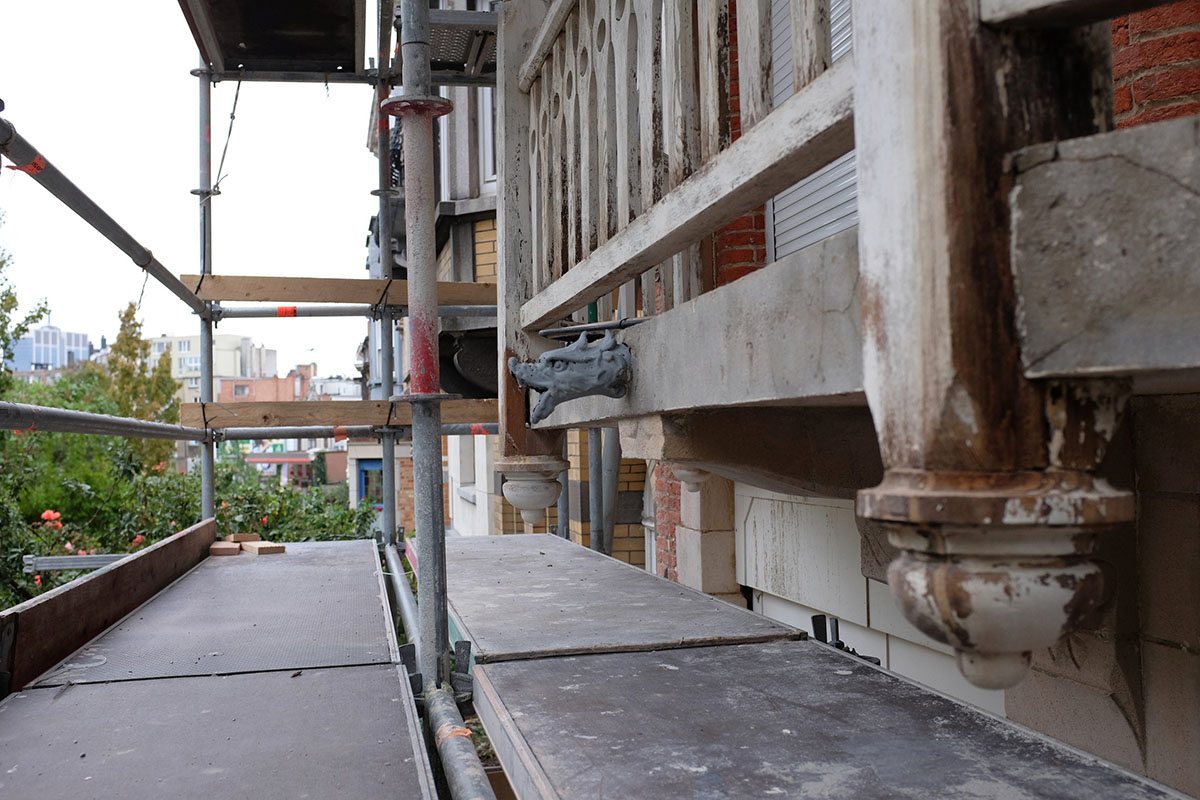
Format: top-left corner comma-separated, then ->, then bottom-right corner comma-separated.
853,0 -> 1130,688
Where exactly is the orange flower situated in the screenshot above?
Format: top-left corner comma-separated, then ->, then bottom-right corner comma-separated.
52,521 -> 62,530
64,541 -> 74,552
33,574 -> 41,586
41,509 -> 61,521
261,516 -> 268,525
131,534 -> 145,546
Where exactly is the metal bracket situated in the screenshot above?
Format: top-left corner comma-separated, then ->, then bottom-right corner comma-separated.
508,332 -> 633,424
398,642 -> 418,675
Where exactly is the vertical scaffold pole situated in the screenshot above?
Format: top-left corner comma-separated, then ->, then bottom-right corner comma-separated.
377,0 -> 398,548
198,61 -> 216,520
387,0 -> 455,693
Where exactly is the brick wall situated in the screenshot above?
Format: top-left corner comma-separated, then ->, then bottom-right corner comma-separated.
714,0 -> 769,288
1114,1 -> 1200,127
654,463 -> 681,580
474,218 -> 498,281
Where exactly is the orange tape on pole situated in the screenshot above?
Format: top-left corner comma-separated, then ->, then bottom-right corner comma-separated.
470,423 -> 487,435
5,155 -> 46,175
333,425 -> 348,442
277,306 -> 297,317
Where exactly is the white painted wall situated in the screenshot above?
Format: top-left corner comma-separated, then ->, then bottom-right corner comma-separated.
446,434 -> 499,536
735,482 -> 1006,715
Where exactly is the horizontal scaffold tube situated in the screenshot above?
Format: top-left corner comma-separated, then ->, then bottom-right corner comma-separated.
213,304 -> 498,319
215,423 -> 497,440
425,688 -> 497,800
0,117 -> 208,316
0,402 -> 210,441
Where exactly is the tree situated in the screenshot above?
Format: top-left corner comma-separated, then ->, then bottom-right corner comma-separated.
107,303 -> 181,469
0,213 -> 48,396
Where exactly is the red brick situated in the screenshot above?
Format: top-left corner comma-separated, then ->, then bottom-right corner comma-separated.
716,247 -> 759,267
1121,101 -> 1200,126
1113,16 -> 1130,48
716,230 -> 765,248
1128,1 -> 1200,37
718,214 -> 760,233
1114,84 -> 1134,116
1113,31 -> 1200,81
717,265 -> 758,286
1132,65 -> 1200,103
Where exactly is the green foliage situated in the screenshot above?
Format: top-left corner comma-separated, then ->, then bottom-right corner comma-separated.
313,451 -> 328,485
213,462 -> 375,543
108,303 -> 180,470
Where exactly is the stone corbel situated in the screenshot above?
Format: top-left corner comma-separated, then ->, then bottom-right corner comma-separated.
860,380 -> 1133,689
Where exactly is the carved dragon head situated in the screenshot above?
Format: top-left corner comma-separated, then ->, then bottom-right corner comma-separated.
507,332 -> 633,424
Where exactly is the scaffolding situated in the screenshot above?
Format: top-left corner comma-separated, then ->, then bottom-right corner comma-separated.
0,2 -> 499,797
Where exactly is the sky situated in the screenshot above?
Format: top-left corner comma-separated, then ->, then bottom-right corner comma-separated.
0,1 -> 383,377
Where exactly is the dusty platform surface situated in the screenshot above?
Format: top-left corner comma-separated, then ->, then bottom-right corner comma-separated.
474,640 -> 1181,800
0,665 -> 433,799
0,539 -> 434,799
446,534 -> 798,662
31,540 -> 394,686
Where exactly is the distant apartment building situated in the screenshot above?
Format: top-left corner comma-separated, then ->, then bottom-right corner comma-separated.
147,333 -> 277,404
6,325 -> 93,372
218,363 -> 315,404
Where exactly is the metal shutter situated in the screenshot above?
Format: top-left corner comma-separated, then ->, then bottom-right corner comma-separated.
767,0 -> 855,262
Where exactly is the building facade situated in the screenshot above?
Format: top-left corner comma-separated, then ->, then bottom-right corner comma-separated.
6,325 -> 92,372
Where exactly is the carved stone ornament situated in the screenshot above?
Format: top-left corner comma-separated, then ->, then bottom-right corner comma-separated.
508,332 -> 633,424
498,456 -> 569,525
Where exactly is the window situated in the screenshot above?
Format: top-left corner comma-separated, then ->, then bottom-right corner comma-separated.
234,384 -> 249,397
186,377 -> 200,388
479,88 -> 497,193
178,340 -> 191,353
181,355 -> 201,372
153,341 -> 167,354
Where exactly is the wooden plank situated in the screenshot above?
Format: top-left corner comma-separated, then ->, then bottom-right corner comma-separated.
564,11 -> 580,269
519,55 -> 854,329
180,398 -> 498,429
576,1 -> 598,259
1010,116 -> 1200,382
0,518 -> 216,694
981,0 -> 1164,26
209,541 -> 242,556
735,0 -> 773,130
697,0 -> 731,162
664,0 -> 703,307
791,0 -> 831,90
517,0 -> 577,93
472,669 -> 558,800
224,533 -> 261,542
179,275 -> 497,306
595,0 -> 616,246
242,541 -> 286,555
635,0 -> 668,315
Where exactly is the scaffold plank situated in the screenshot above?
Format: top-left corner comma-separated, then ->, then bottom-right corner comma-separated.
474,641 -> 1180,800
179,274 -> 497,306
180,398 -> 497,429
0,665 -> 435,799
445,534 -> 799,663
0,519 -> 215,696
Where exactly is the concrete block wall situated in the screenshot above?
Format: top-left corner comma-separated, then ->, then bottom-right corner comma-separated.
734,483 -> 1007,716
1113,1 -> 1200,127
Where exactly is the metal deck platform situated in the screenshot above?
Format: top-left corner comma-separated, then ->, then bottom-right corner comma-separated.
445,534 -> 800,663
0,539 -> 435,799
447,536 -> 1182,800
31,540 -> 395,686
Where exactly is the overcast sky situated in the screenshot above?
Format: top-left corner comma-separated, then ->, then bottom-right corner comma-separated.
0,1 -> 383,377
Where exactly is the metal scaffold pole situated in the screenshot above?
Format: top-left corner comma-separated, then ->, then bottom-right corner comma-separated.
198,62 -> 216,520
386,0 -> 455,696
376,0 -> 398,549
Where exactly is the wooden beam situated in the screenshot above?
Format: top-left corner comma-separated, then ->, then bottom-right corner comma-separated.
533,228 -> 863,428
516,0 -> 575,93
178,275 -> 497,306
181,399 -> 498,429
1011,116 -> 1200,383
981,0 -> 1164,27
1,519 -> 215,695
518,55 -> 854,330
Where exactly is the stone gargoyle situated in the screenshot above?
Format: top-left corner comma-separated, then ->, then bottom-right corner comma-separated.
507,332 -> 633,424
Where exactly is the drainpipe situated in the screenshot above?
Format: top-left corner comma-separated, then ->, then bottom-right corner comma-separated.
198,61 -> 216,519
385,0 -> 456,693
556,440 -> 569,538
376,1 -> 398,547
601,426 -> 621,555
588,429 -> 604,551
